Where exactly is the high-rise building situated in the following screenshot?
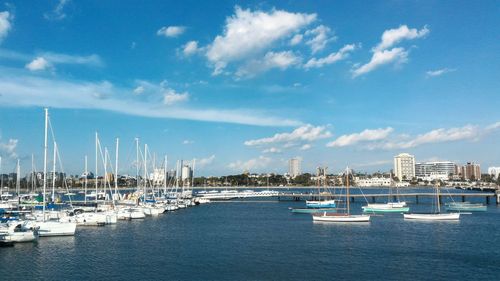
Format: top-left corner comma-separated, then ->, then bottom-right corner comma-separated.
394,153 -> 415,181
181,165 -> 193,181
289,158 -> 301,178
415,161 -> 455,180
461,162 -> 481,180
488,167 -> 500,179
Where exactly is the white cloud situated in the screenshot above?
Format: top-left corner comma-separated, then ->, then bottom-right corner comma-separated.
42,52 -> 103,66
163,88 -> 190,105
352,47 -> 408,77
0,11 -> 12,43
197,155 -> 215,167
327,127 -> 393,147
304,44 -> 357,69
44,0 -> 69,21
305,25 -> 335,53
376,125 -> 480,149
0,72 -> 301,127
183,41 -> 199,56
0,138 -> 18,159
0,49 -> 103,68
26,57 -> 51,71
426,68 -> 456,77
245,124 -> 332,146
157,26 -> 186,37
290,34 -> 303,45
262,147 -> 281,154
182,140 -> 194,145
374,25 -> 429,52
352,25 -> 429,77
236,51 -> 301,78
133,86 -> 144,95
300,144 -> 312,150
322,122 -> 500,150
206,6 -> 316,75
228,156 -> 272,172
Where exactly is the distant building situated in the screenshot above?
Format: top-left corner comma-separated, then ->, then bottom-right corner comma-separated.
394,153 -> 415,181
415,161 -> 455,181
289,158 -> 301,178
488,167 -> 500,179
181,165 -> 192,181
356,177 -> 392,187
461,162 -> 481,181
151,168 -> 166,186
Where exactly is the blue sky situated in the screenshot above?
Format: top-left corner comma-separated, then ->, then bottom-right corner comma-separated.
0,0 -> 499,176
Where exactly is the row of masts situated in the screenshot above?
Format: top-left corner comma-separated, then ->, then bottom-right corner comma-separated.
2,108 -> 197,208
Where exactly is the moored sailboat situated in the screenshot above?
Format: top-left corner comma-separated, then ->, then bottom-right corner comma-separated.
312,167 -> 370,222
404,182 -> 460,221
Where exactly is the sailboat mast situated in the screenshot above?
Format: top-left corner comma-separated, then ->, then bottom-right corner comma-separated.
346,167 -> 350,215
163,155 -> 167,195
84,155 -> 88,204
52,141 -> 57,202
104,147 -> 108,199
0,157 -> 2,190
115,138 -> 119,199
42,108 -> 48,221
135,138 -> 139,192
95,132 -> 98,204
16,159 -> 20,196
143,144 -> 148,203
31,154 -> 35,193
192,159 -> 196,189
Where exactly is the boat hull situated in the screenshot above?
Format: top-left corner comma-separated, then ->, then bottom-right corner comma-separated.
306,200 -> 336,208
291,208 -> 338,214
362,206 -> 409,213
404,213 -> 460,220
312,214 -> 371,222
26,221 -> 77,236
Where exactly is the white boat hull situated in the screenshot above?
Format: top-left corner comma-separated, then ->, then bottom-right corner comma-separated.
26,221 -> 77,236
312,214 -> 371,222
404,213 -> 460,220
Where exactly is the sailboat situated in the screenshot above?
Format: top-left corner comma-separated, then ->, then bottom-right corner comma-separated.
312,167 -> 371,222
362,173 -> 409,213
25,108 -> 77,236
404,182 -> 460,220
292,167 -> 337,214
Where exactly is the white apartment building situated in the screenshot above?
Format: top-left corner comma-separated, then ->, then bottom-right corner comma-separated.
356,177 -> 392,187
488,167 -> 500,179
415,161 -> 455,181
289,158 -> 301,178
394,153 -> 415,181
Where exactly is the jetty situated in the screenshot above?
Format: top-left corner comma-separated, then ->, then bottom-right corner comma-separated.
276,191 -> 499,205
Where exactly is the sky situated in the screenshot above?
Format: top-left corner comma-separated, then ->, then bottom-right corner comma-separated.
0,0 -> 499,177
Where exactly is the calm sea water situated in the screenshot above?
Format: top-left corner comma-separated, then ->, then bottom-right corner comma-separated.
1,188 -> 499,280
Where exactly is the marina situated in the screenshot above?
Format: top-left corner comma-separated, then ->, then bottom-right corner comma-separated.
1,195 -> 499,280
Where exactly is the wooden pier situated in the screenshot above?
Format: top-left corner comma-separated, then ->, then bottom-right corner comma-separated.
277,192 -> 499,204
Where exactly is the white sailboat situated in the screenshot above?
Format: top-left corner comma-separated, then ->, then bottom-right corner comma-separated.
362,172 -> 409,213
404,182 -> 460,221
0,222 -> 38,243
26,108 -> 77,237
313,167 -> 371,223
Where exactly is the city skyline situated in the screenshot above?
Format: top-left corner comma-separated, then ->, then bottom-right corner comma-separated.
0,1 -> 499,176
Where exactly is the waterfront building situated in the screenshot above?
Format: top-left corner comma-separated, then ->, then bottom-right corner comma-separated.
488,167 -> 500,179
151,168 -> 166,186
461,162 -> 481,180
393,153 -> 415,181
181,165 -> 193,181
356,177 -> 392,187
415,161 -> 455,181
289,158 -> 301,178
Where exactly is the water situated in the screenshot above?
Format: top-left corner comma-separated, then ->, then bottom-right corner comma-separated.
1,192 -> 499,280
